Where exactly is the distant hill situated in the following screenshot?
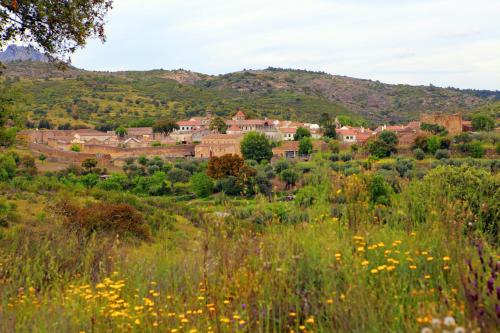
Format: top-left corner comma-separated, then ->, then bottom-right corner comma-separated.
1,60 -> 498,128
0,45 -> 48,63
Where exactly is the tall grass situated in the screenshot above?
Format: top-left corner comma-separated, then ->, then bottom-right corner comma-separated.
0,163 -> 498,332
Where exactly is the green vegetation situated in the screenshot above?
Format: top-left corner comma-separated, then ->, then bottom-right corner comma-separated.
0,145 -> 498,332
240,132 -> 273,162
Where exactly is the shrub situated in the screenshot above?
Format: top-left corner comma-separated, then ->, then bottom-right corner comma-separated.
207,154 -> 244,179
395,158 -> 415,178
70,144 -> 81,152
340,153 -> 353,162
215,176 -> 242,196
426,136 -> 442,154
329,153 -> 340,162
295,185 -> 317,207
280,169 -> 299,190
367,131 -> 398,158
167,168 -> 191,191
57,200 -> 151,240
0,153 -> 17,181
190,172 -> 214,198
435,149 -> 450,160
329,140 -> 340,153
459,141 -> 485,158
294,127 -> 311,141
413,148 -> 425,160
369,174 -> 392,206
298,137 -> 313,156
471,113 -> 494,131
274,158 -> 290,173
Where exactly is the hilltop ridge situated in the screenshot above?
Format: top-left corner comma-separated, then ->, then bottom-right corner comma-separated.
2,58 -> 499,126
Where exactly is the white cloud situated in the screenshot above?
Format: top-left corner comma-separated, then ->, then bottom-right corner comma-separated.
71,0 -> 500,89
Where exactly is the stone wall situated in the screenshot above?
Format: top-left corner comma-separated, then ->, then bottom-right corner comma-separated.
29,143 -> 112,166
81,144 -> 195,159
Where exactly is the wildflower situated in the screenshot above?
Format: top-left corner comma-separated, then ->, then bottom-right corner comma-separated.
454,327 -> 466,333
443,266 -> 450,270
370,269 -> 378,274
289,312 -> 297,317
443,316 -> 456,326
361,260 -> 369,266
426,257 -> 434,261
431,318 -> 441,328
443,256 -> 451,261
134,319 -> 140,325
299,325 -> 306,330
239,320 -> 246,325
424,275 -> 431,279
409,265 -> 417,270
357,247 -> 365,252
326,298 -> 333,304
306,317 -> 314,324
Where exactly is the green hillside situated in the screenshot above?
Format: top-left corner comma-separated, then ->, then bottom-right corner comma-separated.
2,62 -> 498,129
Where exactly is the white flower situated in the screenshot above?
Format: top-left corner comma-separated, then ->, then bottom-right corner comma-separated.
431,318 -> 442,328
444,316 -> 456,326
421,327 -> 433,333
454,327 -> 466,333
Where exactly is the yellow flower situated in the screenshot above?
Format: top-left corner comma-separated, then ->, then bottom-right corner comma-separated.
239,320 -> 246,325
134,319 -> 141,325
370,269 -> 378,274
424,275 -> 431,279
361,260 -> 369,266
357,247 -> 365,252
443,256 -> 451,261
289,312 -> 297,317
306,317 -> 315,324
426,257 -> 434,261
409,265 -> 417,270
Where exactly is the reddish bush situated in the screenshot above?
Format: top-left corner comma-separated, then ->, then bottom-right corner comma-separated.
56,200 -> 151,241
207,154 -> 244,179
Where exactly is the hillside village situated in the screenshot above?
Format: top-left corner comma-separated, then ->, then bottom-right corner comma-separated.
17,108 -> 477,168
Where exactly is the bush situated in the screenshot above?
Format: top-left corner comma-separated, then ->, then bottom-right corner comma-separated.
57,200 -> 151,240
367,131 -> 398,158
435,149 -> 450,160
369,174 -> 392,206
459,141 -> 485,158
340,153 -> 352,162
395,158 -> 415,178
413,148 -> 425,160
190,172 -> 214,198
207,154 -> 244,179
215,176 -> 242,196
298,137 -> 313,156
295,185 -> 317,207
274,159 -> 290,173
280,169 -> 299,190
329,140 -> 340,153
70,144 -> 81,152
0,153 -> 17,181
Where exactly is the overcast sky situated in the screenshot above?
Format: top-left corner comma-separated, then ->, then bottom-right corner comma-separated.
71,0 -> 500,90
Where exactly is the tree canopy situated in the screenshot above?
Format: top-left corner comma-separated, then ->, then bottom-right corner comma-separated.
294,127 -> 311,141
153,119 -> 179,135
240,132 -> 272,163
209,116 -> 228,134
0,0 -> 113,62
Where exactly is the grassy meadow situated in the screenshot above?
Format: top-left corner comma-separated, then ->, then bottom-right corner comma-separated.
0,148 -> 498,333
